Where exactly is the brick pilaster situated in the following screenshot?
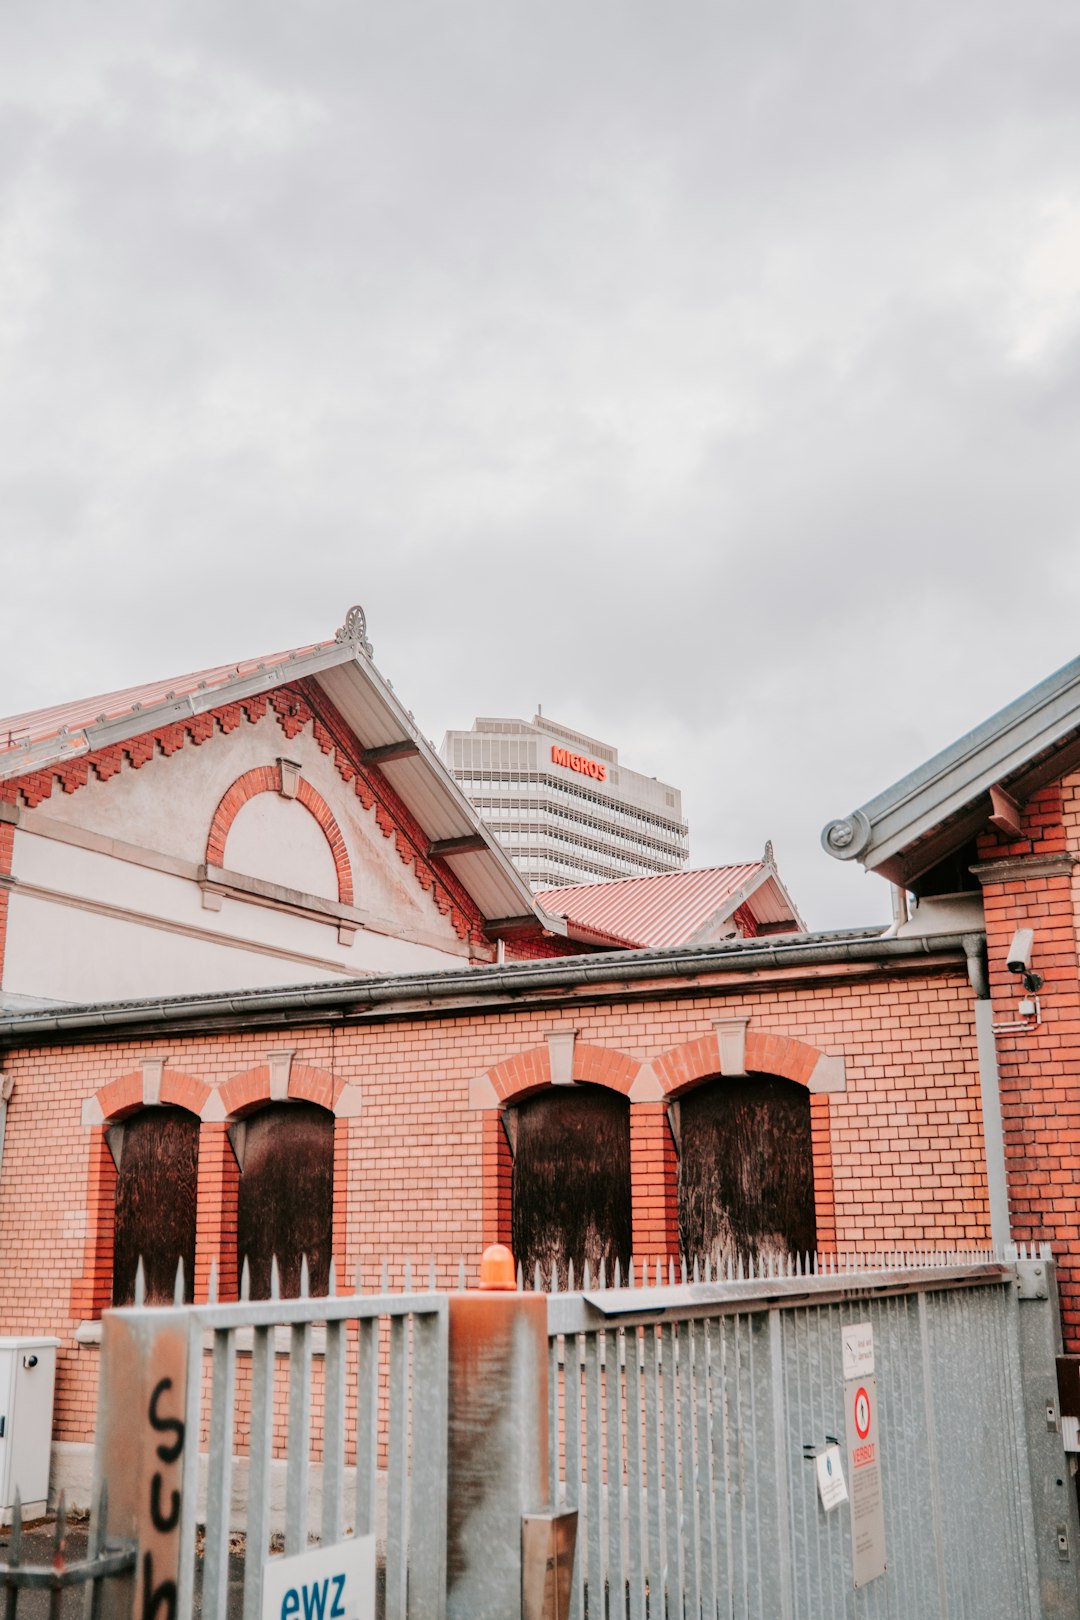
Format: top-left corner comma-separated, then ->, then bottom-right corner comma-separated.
630,1103 -> 678,1268
194,1123 -> 238,1302
481,1110 -> 512,1258
810,1094 -> 837,1257
976,779 -> 1080,1346
69,1128 -> 115,1318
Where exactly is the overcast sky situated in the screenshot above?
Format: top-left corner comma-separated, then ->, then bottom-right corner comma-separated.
4,2 -> 1080,929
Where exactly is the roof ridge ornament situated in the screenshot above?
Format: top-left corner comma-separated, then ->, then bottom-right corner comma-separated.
335,604 -> 373,655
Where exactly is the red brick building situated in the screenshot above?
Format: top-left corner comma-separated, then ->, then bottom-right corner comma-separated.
2,619 -> 1080,1498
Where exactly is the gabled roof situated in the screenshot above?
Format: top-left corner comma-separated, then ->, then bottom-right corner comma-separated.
536,854 -> 804,950
0,607 -> 562,939
821,650 -> 1080,886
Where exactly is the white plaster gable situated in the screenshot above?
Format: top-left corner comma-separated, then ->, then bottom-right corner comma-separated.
15,706 -> 466,946
225,793 -> 339,901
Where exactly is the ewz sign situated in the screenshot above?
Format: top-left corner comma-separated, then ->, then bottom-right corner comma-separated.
262,1538 -> 375,1620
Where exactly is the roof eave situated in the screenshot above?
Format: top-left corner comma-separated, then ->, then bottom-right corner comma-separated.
2,635 -> 550,932
0,641 -> 359,784
821,651 -> 1080,879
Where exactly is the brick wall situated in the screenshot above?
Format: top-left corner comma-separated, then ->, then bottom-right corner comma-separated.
0,953 -> 992,1446
976,772 -> 1080,1342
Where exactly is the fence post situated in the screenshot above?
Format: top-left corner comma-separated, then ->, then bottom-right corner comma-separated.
445,1271 -> 549,1619
90,1306 -> 190,1620
1014,1253 -> 1080,1619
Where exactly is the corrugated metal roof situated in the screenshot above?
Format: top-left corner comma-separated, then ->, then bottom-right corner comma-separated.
537,863 -> 801,949
0,642 -> 327,760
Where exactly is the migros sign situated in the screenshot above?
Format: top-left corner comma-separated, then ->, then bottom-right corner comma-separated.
551,744 -> 607,782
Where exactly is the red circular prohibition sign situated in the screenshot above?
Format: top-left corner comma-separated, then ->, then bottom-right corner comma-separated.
854,1386 -> 871,1440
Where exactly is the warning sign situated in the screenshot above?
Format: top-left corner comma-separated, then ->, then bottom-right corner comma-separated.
853,1386 -> 871,1440
844,1375 -> 886,1587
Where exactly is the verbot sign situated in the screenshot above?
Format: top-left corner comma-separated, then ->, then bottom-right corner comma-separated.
844,1372 -> 886,1587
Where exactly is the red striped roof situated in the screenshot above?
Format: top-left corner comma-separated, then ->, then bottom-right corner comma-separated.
537,864 -> 801,949
0,642 -> 327,762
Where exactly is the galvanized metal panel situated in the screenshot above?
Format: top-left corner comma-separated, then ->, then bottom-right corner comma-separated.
354,1317 -> 379,1540
544,1260 -> 1057,1620
284,1322 -> 313,1557
408,1308 -> 449,1620
202,1328 -> 238,1620
321,1318 -> 346,1546
241,1323 -> 276,1620
385,1314 -> 409,1620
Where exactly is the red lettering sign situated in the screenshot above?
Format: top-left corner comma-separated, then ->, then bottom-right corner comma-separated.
550,745 -> 607,782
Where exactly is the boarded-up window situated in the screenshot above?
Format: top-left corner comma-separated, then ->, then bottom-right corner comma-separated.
236,1103 -> 334,1299
112,1107 -> 199,1306
511,1086 -> 632,1287
678,1076 -> 816,1272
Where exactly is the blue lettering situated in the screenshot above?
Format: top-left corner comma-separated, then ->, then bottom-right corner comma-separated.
302,1580 -> 329,1620
330,1574 -> 346,1619
281,1589 -> 300,1620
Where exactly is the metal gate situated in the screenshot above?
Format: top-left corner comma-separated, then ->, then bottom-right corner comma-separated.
91,1275 -> 448,1620
545,1249 -> 1079,1619
79,1248 -> 1080,1619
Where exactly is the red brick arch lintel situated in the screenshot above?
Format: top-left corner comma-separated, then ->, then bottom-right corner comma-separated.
218,1063 -> 345,1118
205,767 -> 354,907
652,1029 -> 825,1098
486,1042 -> 642,1105
95,1067 -> 210,1122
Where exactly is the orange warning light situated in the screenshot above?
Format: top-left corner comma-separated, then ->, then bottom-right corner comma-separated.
478,1244 -> 517,1290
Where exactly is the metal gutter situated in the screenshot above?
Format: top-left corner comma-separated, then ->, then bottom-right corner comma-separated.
0,928 -> 981,1047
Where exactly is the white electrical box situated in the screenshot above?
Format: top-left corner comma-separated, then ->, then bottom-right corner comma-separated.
0,1337 -> 61,1521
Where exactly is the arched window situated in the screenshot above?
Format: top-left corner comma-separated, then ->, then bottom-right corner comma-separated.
111,1107 -> 199,1306
677,1075 -> 816,1272
234,1102 -> 334,1299
511,1085 -> 632,1287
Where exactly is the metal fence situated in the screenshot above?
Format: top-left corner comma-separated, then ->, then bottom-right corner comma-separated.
545,1248 -> 1074,1620
0,1489 -> 134,1620
92,1268 -> 448,1620
85,1247 -> 1080,1620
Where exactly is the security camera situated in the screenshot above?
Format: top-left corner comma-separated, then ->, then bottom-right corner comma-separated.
1006,928 -> 1034,974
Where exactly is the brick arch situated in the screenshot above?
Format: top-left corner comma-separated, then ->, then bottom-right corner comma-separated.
205,766 -> 354,907
74,1067 -> 210,1320
95,1067 -> 210,1122
484,1041 -> 642,1105
217,1063 -> 348,1119
652,1030 -> 826,1097
217,1062 -> 350,1299
651,1028 -> 837,1258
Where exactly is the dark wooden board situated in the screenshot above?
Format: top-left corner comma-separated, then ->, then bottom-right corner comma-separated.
678,1076 -> 816,1272
113,1107 -> 199,1305
236,1102 -> 334,1299
511,1085 -> 632,1287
